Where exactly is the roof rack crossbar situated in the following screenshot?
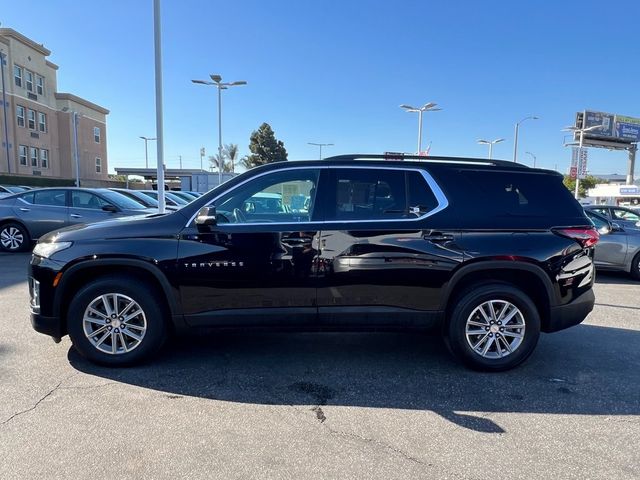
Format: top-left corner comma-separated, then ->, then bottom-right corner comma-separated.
322,154 -> 529,169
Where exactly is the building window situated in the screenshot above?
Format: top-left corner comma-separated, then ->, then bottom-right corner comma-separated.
25,70 -> 34,92
19,145 -> 27,166
95,157 -> 102,173
40,149 -> 49,169
27,109 -> 36,129
36,75 -> 45,96
16,105 -> 26,127
38,112 -> 47,132
94,126 -> 101,143
14,65 -> 22,87
30,147 -> 39,167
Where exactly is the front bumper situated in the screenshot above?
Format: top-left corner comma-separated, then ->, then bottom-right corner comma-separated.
31,311 -> 63,340
546,288 -> 595,333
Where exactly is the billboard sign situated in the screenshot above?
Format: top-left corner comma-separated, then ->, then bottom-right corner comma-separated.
620,186 -> 640,195
575,111 -> 640,145
583,111 -> 615,138
615,115 -> 640,142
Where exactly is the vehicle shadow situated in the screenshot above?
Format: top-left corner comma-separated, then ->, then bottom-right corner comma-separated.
595,271 -> 638,285
0,252 -> 31,290
68,324 -> 640,434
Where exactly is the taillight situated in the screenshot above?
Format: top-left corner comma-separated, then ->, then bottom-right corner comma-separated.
553,227 -> 600,248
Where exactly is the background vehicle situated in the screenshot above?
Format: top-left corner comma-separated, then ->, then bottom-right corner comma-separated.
109,188 -> 179,211
29,155 -> 597,371
0,187 -> 155,252
169,191 -> 198,202
0,185 -> 29,194
585,210 -> 640,279
585,205 -> 640,231
139,190 -> 186,208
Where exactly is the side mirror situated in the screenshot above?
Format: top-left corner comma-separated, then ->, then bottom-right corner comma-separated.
598,225 -> 611,235
195,206 -> 217,230
102,204 -> 118,213
611,222 -> 623,232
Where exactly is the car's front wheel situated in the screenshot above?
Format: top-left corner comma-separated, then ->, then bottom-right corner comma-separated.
446,284 -> 541,371
67,276 -> 168,366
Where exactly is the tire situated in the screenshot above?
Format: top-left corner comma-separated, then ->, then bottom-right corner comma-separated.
0,222 -> 31,252
446,283 -> 541,372
67,275 -> 168,366
630,252 -> 640,280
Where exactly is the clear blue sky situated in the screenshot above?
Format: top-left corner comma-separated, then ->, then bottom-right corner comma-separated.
2,0 -> 639,175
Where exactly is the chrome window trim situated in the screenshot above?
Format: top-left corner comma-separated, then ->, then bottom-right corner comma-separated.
184,165 -> 449,227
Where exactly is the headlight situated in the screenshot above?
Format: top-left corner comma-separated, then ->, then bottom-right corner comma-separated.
33,241 -> 73,259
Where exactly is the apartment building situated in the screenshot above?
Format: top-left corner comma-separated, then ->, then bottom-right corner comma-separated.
0,28 -> 109,183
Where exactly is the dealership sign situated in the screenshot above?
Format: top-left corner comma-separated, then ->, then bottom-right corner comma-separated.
570,147 -> 588,179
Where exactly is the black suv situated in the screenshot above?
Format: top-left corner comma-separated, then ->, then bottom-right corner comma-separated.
29,155 -> 598,371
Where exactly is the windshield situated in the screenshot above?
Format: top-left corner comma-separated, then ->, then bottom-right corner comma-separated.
98,189 -> 150,210
127,190 -> 159,207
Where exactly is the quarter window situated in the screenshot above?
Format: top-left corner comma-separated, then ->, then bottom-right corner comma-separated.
36,75 -> 45,95
38,112 -> 47,132
25,70 -> 34,92
16,105 -> 25,127
30,147 -> 39,167
94,126 -> 101,143
14,65 -> 22,87
18,145 -> 28,166
214,168 -> 320,224
95,157 -> 102,173
327,168 -> 438,221
27,109 -> 36,129
40,149 -> 49,169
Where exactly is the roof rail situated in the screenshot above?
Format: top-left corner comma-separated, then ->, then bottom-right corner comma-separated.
322,153 -> 529,169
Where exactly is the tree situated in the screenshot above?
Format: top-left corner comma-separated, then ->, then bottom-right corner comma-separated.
563,175 -> 601,198
224,143 -> 240,172
242,123 -> 288,169
209,153 -> 234,173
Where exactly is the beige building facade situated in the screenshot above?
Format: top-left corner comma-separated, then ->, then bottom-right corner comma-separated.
0,28 -> 109,183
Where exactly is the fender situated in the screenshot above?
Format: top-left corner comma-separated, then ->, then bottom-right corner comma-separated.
54,258 -> 183,322
439,260 -> 556,311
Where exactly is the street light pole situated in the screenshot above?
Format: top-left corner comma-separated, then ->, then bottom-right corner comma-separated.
0,51 -> 10,173
72,112 -> 80,186
400,102 -> 441,153
525,151 -> 537,168
513,116 -> 539,162
477,138 -> 505,159
562,124 -> 603,199
308,142 -> 334,160
153,0 -> 166,213
192,75 -> 247,186
139,136 -> 157,168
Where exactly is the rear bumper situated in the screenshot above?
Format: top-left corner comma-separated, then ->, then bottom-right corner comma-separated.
546,288 -> 595,333
31,312 -> 63,340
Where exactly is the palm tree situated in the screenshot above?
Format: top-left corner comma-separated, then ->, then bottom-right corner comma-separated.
224,143 -> 239,172
208,153 -> 234,173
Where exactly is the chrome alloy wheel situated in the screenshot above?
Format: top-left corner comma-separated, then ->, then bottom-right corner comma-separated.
0,226 -> 24,250
82,293 -> 147,355
465,300 -> 526,359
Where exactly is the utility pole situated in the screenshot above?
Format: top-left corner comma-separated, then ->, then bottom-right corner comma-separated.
627,144 -> 637,185
179,155 -> 182,169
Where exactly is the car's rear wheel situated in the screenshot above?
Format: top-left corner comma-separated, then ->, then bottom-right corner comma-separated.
446,283 -> 541,371
630,252 -> 640,280
67,276 -> 168,366
0,222 -> 30,252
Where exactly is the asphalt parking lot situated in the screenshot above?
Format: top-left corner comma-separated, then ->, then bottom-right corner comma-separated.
1,252 -> 639,480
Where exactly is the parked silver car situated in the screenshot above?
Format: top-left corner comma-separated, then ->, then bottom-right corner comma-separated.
0,188 -> 156,252
585,210 -> 640,279
585,205 -> 640,231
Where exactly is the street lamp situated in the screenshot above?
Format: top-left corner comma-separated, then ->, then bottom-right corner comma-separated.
525,151 -> 537,168
308,142 -> 334,160
562,124 -> 603,199
400,102 -> 441,154
513,115 -> 539,162
477,138 -> 505,159
61,107 -> 81,186
192,74 -> 247,186
139,136 -> 156,168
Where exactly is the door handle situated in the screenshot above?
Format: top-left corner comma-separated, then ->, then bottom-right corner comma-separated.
19,208 -> 30,212
424,232 -> 453,242
70,214 -> 82,219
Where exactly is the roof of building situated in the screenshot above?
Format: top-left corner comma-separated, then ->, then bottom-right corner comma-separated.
0,28 -> 51,56
55,93 -> 110,115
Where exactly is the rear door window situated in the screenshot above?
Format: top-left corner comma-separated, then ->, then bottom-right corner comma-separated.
326,168 -> 438,221
34,190 -> 66,207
